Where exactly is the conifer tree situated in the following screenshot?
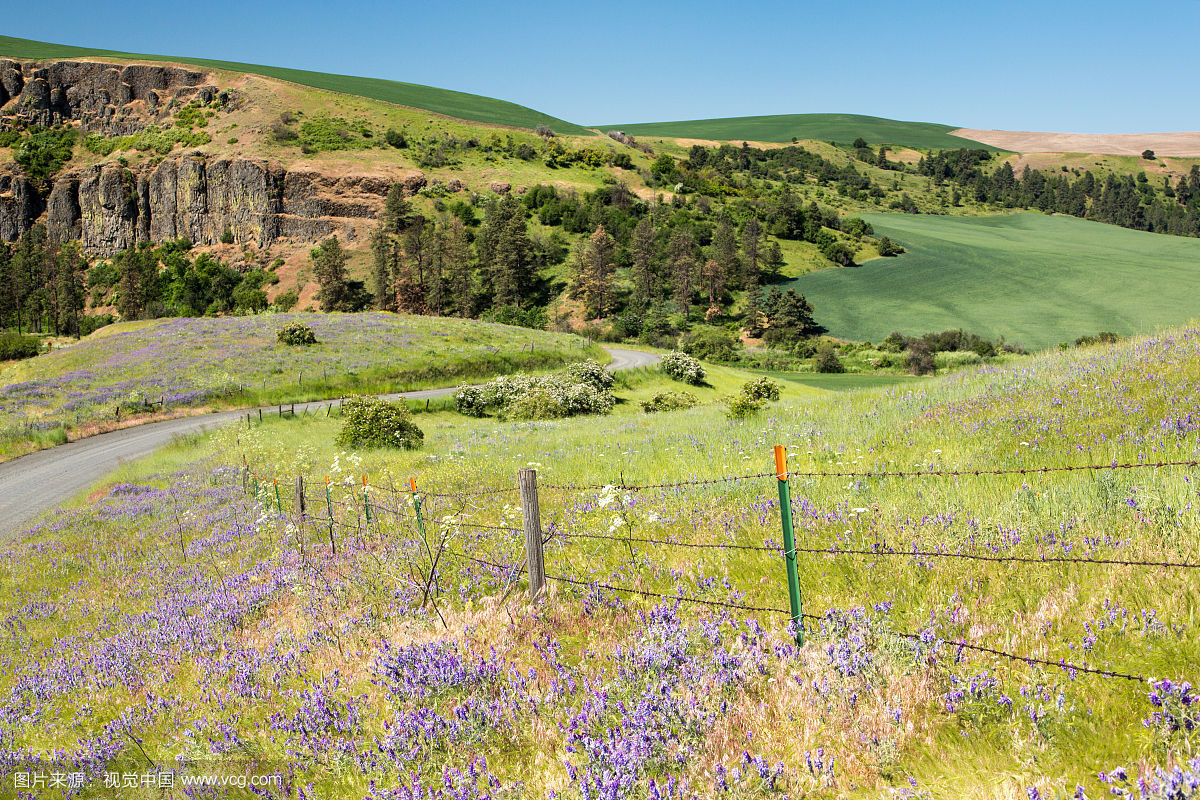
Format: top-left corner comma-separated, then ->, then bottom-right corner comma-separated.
311,236 -> 350,312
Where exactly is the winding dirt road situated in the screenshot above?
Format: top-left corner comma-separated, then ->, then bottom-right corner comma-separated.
0,347 -> 659,540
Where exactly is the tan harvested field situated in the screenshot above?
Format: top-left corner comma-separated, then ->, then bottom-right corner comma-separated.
952,128 -> 1200,156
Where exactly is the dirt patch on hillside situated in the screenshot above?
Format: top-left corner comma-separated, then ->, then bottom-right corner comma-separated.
952,128 -> 1200,156
669,137 -> 789,150
1003,152 -> 1196,180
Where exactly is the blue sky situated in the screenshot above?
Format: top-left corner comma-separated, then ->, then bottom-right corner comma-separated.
7,0 -> 1198,131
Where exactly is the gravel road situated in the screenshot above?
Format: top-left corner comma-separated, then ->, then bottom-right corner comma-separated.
0,347 -> 659,539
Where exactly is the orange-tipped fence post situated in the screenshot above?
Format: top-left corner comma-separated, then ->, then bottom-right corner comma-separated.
273,478 -> 283,515
362,475 -> 371,525
774,445 -> 804,646
325,476 -> 336,555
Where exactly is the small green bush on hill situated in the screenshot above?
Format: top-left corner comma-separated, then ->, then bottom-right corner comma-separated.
277,321 -> 318,346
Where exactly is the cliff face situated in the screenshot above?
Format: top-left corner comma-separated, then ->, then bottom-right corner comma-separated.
0,154 -> 416,254
0,58 -> 215,134
0,60 -> 435,255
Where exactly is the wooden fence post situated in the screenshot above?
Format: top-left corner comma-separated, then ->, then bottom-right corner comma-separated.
518,468 -> 545,603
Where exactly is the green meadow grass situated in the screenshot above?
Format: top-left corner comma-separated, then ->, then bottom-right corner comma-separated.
0,35 -> 588,134
0,313 -> 598,460
788,212 -> 1200,349
6,331 -> 1200,797
597,113 -> 999,150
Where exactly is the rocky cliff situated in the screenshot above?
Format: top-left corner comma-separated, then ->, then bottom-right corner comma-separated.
0,58 -> 217,134
0,60 -> 435,255
0,154 -> 427,254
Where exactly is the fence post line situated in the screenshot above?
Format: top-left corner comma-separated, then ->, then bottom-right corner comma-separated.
518,468 -> 546,603
774,445 -> 804,646
273,478 -> 283,516
325,476 -> 336,555
258,408 -> 262,423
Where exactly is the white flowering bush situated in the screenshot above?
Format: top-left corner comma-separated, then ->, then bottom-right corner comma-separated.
565,359 -> 614,391
454,370 -> 614,420
660,351 -> 705,385
741,376 -> 781,402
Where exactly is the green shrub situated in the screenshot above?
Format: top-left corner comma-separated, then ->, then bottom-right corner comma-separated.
277,321 -> 317,346
724,393 -> 764,419
14,127 -> 77,184
906,341 -> 936,375
640,391 -> 698,413
812,342 -> 845,373
272,289 -> 300,312
336,396 -> 424,450
0,332 -> 41,360
660,351 -> 705,385
678,327 -> 741,361
740,376 -> 781,402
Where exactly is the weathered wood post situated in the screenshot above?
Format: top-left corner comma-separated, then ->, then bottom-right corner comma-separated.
518,468 -> 545,603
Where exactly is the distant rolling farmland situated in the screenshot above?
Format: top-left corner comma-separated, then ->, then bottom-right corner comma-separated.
598,113 -> 999,150
788,213 -> 1200,350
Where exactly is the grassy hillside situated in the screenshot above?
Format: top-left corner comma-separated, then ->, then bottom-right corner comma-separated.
0,35 -> 588,134
789,212 -> 1200,348
5,329 -> 1199,797
600,112 -> 1000,150
0,313 -> 597,460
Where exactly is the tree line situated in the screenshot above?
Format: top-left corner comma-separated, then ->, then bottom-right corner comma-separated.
305,178 -> 851,347
0,226 -> 289,336
918,149 -> 1200,237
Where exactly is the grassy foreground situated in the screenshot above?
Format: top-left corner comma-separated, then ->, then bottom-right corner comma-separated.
599,113 -> 996,150
0,312 -> 596,460
0,35 -> 588,134
790,212 -> 1200,349
3,331 -> 1199,798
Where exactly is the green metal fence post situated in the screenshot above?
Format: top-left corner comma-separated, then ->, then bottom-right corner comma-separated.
273,478 -> 283,515
409,478 -> 426,539
774,445 -> 804,646
362,475 -> 371,525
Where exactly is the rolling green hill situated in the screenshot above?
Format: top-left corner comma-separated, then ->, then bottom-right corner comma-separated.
598,113 -> 998,150
789,212 -> 1200,349
0,35 -> 589,134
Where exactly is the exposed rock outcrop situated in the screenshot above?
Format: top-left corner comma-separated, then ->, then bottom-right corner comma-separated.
0,154 -> 408,255
0,59 -> 214,134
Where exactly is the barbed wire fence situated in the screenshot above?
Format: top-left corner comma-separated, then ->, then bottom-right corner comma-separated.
237,449 -> 1200,688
